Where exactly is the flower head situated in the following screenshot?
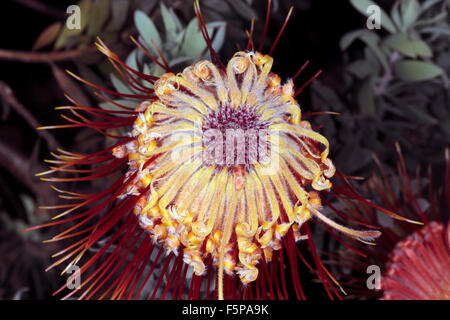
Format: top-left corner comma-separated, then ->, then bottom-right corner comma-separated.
29,0 -> 398,300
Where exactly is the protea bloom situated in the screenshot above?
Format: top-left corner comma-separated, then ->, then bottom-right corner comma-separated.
29,1 -> 402,300
328,144 -> 449,300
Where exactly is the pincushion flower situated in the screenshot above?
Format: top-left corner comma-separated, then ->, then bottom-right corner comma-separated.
328,144 -> 449,300
28,1 -> 403,300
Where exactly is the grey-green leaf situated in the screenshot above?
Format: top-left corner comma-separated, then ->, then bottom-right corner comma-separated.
54,0 -> 91,49
160,3 -> 176,40
384,34 -> 433,58
181,18 -> 207,57
134,10 -> 162,55
384,33 -> 416,57
340,29 -> 367,50
411,40 -> 432,58
225,0 -> 257,20
349,0 -> 397,33
401,0 -> 420,29
393,60 -> 444,81
359,31 -> 388,69
110,73 -> 134,95
99,99 -> 139,116
208,22 -> 227,53
347,59 -> 373,79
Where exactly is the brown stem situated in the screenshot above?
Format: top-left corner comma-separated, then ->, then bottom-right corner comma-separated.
0,81 -> 60,150
0,138 -> 53,204
0,48 -> 84,63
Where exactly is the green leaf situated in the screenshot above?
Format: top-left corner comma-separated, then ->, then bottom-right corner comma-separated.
420,26 -> 450,36
401,0 -> 420,30
384,34 -> 433,58
393,60 -> 444,81
357,78 -> 375,116
311,80 -> 347,112
160,2 -> 176,39
87,0 -> 110,37
340,29 -> 387,69
415,11 -> 447,27
349,0 -> 397,33
54,0 -> 91,49
181,18 -> 207,57
340,29 -> 366,50
134,10 -> 162,55
99,99 -> 139,116
347,59 -> 373,79
403,103 -> 438,125
208,22 -> 227,53
110,73 -> 134,95
384,33 -> 416,57
359,32 -> 388,70
421,0 -> 442,12
390,1 -> 402,29
411,40 -> 432,58
111,0 -> 129,30
125,50 -> 138,71
364,47 -> 382,76
225,0 -> 257,20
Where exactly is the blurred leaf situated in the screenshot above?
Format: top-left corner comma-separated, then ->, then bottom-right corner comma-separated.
390,1 -> 402,29
111,0 -> 130,30
134,10 -> 162,54
349,0 -> 397,33
340,29 -> 366,50
384,33 -> 416,57
32,22 -> 62,51
357,78 -> 375,116
54,0 -> 91,49
78,45 -> 103,65
393,60 -> 444,81
51,65 -> 90,107
364,47 -> 382,77
415,11 -> 447,26
99,30 -> 119,44
420,26 -> 450,36
385,33 -> 433,58
403,103 -> 438,125
225,0 -> 257,20
421,0 -> 443,11
340,29 -> 387,69
360,32 -> 388,69
87,0 -> 110,37
347,59 -> 372,79
411,40 -> 433,58
311,81 -> 347,112
401,0 -> 420,30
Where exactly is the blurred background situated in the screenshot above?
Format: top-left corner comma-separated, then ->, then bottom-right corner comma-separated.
0,0 -> 448,299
